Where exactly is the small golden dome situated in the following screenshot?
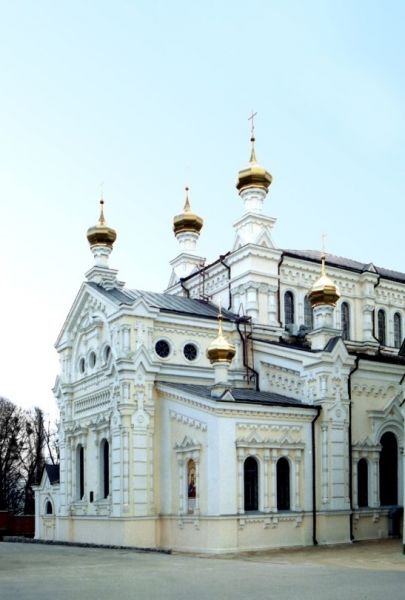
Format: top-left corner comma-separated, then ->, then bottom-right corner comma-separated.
236,137 -> 272,193
207,309 -> 236,364
173,187 -> 203,236
87,200 -> 117,248
309,255 -> 340,307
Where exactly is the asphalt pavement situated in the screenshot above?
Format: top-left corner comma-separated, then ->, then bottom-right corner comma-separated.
0,539 -> 404,600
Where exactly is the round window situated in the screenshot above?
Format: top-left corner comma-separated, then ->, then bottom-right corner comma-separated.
155,339 -> 170,358
183,343 -> 197,361
104,345 -> 111,361
79,358 -> 86,374
89,352 -> 97,368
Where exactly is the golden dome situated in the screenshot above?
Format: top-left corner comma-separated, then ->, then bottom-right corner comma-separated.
308,255 -> 340,307
173,187 -> 203,236
207,308 -> 236,364
87,200 -> 117,248
236,137 -> 272,193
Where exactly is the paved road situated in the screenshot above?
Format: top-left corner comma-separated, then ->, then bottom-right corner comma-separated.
0,540 -> 404,600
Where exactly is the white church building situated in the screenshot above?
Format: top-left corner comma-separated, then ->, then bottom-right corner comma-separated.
35,131 -> 405,553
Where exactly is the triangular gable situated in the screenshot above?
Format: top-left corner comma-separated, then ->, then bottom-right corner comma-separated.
255,229 -> 274,249
55,282 -> 119,348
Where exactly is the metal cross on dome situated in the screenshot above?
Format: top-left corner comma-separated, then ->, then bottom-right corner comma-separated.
248,110 -> 257,139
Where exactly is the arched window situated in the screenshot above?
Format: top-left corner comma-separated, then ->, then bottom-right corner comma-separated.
277,457 -> 290,510
341,302 -> 350,341
357,459 -> 368,507
100,439 -> 109,499
76,444 -> 85,500
45,500 -> 53,515
187,459 -> 196,514
377,309 -> 386,346
379,432 -> 398,506
394,313 -> 402,349
304,296 -> 313,329
244,456 -> 258,511
284,291 -> 295,326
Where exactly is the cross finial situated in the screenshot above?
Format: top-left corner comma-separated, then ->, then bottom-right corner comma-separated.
248,110 -> 257,140
217,298 -> 224,336
321,232 -> 327,275
248,110 -> 258,163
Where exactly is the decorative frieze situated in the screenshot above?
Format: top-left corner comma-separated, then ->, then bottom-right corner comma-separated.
169,409 -> 207,431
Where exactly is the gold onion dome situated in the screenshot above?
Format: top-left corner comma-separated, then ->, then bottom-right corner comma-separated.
207,308 -> 236,364
173,187 -> 203,236
308,254 -> 340,307
236,136 -> 272,193
87,199 -> 117,248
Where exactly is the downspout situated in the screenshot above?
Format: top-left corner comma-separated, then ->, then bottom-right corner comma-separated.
348,355 -> 360,542
219,254 -> 232,310
179,278 -> 190,298
312,406 -> 321,545
236,317 -> 260,391
371,273 -> 381,345
277,253 -> 285,328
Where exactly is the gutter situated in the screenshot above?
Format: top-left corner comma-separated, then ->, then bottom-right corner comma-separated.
312,406 -> 321,545
179,278 -> 190,298
219,254 -> 232,311
371,273 -> 381,345
277,253 -> 285,328
348,355 -> 360,542
180,251 -> 232,283
236,317 -> 260,391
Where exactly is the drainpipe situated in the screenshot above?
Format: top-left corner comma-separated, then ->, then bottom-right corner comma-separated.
371,273 -> 381,345
179,278 -> 190,298
277,253 -> 285,328
348,355 -> 360,542
236,317 -> 260,391
219,254 -> 232,310
312,406 -> 321,545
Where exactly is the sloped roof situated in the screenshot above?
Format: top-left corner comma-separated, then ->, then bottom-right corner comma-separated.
159,382 -> 314,409
87,282 -> 238,321
283,250 -> 405,284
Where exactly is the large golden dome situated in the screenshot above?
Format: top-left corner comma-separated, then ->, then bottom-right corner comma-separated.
173,187 -> 203,236
207,310 -> 236,364
236,137 -> 272,193
308,256 -> 340,307
87,200 -> 117,248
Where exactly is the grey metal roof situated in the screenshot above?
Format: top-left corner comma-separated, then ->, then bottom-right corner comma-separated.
87,282 -> 238,321
45,464 -> 60,485
159,382 -> 313,408
283,250 -> 405,284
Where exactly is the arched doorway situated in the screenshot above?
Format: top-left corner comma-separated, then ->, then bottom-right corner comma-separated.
244,457 -> 258,511
379,432 -> 398,506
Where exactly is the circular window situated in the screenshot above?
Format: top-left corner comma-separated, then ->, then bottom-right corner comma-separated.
89,351 -> 97,368
79,358 -> 86,374
155,339 -> 170,358
104,345 -> 111,361
183,343 -> 198,361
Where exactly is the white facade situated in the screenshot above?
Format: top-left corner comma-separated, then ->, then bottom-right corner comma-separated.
35,142 -> 405,553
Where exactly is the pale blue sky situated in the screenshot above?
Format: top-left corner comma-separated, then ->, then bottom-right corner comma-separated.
1,1 -> 404,415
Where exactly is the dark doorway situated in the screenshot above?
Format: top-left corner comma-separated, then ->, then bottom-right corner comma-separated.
244,457 -> 258,511
357,458 -> 368,507
380,432 -> 398,506
277,457 -> 290,510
